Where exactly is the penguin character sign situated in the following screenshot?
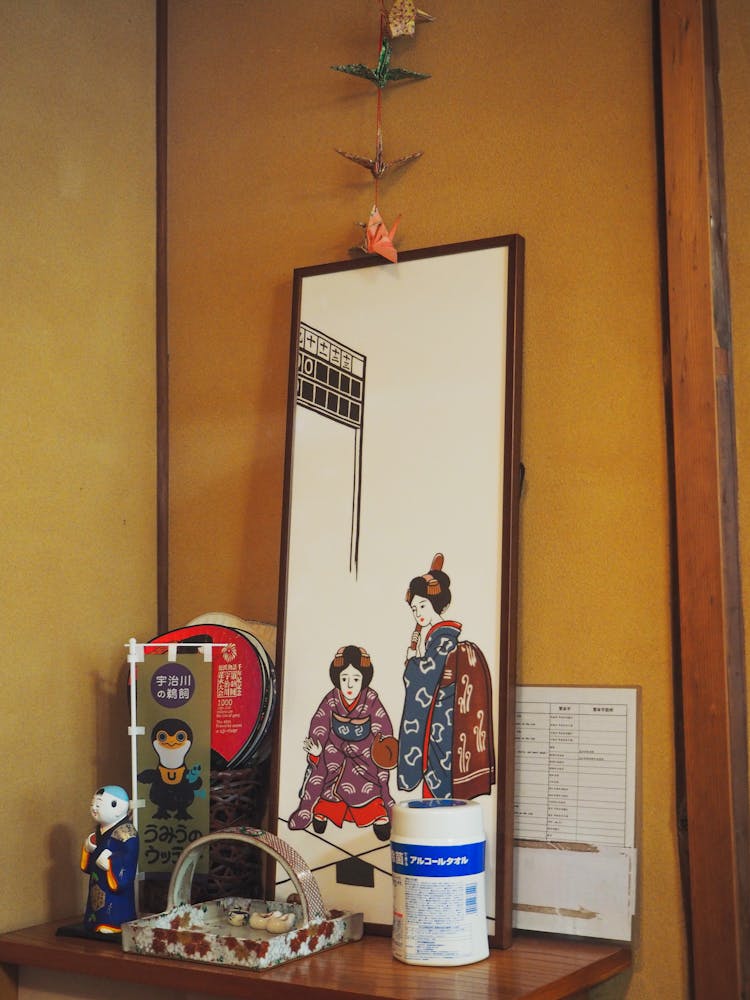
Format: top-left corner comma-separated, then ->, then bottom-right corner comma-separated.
137,718 -> 202,820
135,650 -> 211,877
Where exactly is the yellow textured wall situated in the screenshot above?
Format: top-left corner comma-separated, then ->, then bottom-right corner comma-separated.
166,2 -> 682,997
0,7 -> 743,999
0,1 -> 156,931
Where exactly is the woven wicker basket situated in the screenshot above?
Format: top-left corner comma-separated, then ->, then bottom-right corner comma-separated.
140,759 -> 269,913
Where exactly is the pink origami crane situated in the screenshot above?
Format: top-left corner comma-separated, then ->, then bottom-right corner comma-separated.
357,205 -> 401,263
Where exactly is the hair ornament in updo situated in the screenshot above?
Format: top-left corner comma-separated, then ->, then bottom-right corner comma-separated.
405,552 -> 445,603
332,645 -> 371,668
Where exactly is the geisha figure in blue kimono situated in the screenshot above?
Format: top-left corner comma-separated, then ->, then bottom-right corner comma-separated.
288,645 -> 396,841
397,554 -> 495,800
80,785 -> 139,936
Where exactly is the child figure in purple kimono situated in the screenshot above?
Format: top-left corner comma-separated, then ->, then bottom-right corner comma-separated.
288,645 -> 395,841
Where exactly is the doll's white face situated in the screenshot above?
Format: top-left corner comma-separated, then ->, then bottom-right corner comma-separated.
411,595 -> 439,629
90,788 -> 128,829
339,665 -> 363,701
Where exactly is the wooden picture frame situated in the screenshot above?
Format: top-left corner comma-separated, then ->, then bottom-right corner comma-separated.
269,235 -> 524,948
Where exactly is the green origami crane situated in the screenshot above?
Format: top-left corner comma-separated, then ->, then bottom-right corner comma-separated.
331,36 -> 430,89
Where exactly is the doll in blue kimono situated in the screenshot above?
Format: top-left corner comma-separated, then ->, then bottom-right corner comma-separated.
80,785 -> 139,936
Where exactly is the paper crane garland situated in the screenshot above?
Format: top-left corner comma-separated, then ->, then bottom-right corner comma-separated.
332,2 -> 434,263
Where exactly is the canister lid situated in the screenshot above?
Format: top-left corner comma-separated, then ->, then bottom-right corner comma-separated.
391,799 -> 485,841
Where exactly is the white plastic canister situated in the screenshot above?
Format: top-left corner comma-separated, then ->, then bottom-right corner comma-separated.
390,799 -> 489,966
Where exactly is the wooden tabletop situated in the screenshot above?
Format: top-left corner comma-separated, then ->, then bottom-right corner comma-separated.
0,920 -> 630,1000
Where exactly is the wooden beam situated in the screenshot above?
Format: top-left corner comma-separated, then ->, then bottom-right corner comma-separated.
656,0 -> 750,995
156,0 -> 169,633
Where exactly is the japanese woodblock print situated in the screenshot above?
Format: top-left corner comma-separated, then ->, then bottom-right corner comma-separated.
273,236 -> 524,946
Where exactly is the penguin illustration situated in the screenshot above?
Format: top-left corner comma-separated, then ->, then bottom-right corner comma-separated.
137,718 -> 202,820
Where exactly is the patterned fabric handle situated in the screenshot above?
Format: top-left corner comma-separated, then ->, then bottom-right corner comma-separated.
167,825 -> 327,924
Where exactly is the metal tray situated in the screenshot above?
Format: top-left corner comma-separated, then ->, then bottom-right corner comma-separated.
121,826 -> 363,970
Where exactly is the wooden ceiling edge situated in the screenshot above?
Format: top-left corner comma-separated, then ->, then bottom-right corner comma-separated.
656,0 -> 750,996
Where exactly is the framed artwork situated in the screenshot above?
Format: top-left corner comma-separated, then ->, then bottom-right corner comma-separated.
269,235 -> 524,948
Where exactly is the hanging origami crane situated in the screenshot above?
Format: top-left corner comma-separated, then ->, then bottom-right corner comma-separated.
354,205 -> 401,263
387,0 -> 434,39
336,123 -> 422,180
331,36 -> 430,88
333,3 -> 434,262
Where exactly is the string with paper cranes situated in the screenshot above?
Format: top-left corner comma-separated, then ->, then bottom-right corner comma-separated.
332,0 -> 434,263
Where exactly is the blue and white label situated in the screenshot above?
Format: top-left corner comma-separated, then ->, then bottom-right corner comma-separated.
391,838 -> 488,966
391,840 -> 485,878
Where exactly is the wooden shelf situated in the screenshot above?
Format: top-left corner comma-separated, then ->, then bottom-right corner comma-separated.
0,920 -> 629,1000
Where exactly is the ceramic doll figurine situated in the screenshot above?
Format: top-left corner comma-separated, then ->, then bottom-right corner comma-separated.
80,785 -> 139,936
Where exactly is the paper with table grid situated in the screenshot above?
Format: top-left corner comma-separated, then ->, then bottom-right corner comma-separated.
512,686 -> 638,941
